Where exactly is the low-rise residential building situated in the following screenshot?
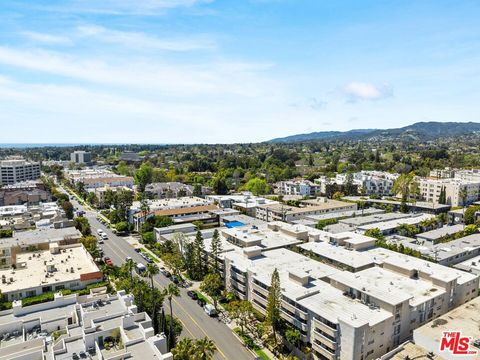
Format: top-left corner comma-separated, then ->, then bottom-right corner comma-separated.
0,203 -> 74,231
65,168 -> 134,190
129,196 -> 217,231
0,242 -> 102,301
415,224 -> 465,244
0,179 -> 50,206
145,182 -> 194,199
292,208 -> 385,228
277,179 -> 322,197
0,157 -> 41,185
94,185 -> 133,208
0,289 -> 172,360
256,199 -> 356,223
342,196 -> 451,214
205,193 -> 279,217
358,213 -> 436,235
413,296 -> 480,360
70,150 -> 92,164
454,254 -> 480,275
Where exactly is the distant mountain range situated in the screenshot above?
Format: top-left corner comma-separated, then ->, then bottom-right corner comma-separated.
268,122 -> 480,143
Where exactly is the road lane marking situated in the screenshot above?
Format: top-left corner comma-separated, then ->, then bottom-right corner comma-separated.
97,224 -> 228,358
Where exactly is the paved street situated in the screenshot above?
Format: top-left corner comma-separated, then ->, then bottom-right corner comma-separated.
68,194 -> 254,360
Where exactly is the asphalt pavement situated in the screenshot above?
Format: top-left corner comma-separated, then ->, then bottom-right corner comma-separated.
69,195 -> 254,360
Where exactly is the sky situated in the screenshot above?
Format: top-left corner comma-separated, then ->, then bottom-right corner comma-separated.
0,0 -> 479,144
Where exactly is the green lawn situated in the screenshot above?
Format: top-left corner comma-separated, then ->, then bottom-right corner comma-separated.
194,290 -> 212,304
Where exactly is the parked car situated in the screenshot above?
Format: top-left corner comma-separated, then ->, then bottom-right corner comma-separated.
164,271 -> 172,278
145,257 -> 153,264
104,257 -> 113,266
204,304 -> 217,317
134,248 -> 141,253
187,291 -> 198,300
197,298 -> 206,307
172,276 -> 179,284
98,238 -> 104,244
125,256 -> 132,262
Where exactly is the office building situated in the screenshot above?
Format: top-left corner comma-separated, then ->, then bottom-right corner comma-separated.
70,150 -> 92,164
0,158 -> 41,185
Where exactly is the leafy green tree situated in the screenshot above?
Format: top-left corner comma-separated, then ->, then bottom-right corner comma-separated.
241,178 -> 269,195
227,300 -> 254,336
200,273 -> 223,310
146,263 -> 160,332
266,268 -> 281,344
332,191 -> 344,200
115,221 -> 129,233
464,205 -> 480,225
285,328 -> 302,348
62,200 -> 74,219
134,162 -> 154,192
74,216 -> 91,236
364,228 -> 385,241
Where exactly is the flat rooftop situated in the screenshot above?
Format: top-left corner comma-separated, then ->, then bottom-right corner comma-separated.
299,242 -> 376,269
258,200 -> 354,214
359,213 -> 436,232
0,246 -> 100,294
330,267 -> 446,306
454,254 -> 480,274
384,341 -> 442,360
298,282 -> 393,328
414,296 -> 480,351
367,247 -> 478,285
1,227 -> 82,249
416,224 -> 465,241
304,207 -> 384,222
339,212 -> 412,227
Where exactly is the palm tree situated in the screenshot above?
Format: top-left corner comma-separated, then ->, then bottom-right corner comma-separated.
164,283 -> 180,350
171,338 -> 194,360
146,263 -> 159,290
125,258 -> 136,285
193,337 -> 217,360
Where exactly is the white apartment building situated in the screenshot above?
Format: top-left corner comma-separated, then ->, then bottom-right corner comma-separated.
0,289 -> 172,360
70,150 -> 92,164
277,179 -> 322,197
418,177 -> 480,206
315,171 -> 399,196
65,168 -> 134,190
206,193 -> 279,217
0,158 -> 41,185
219,226 -> 478,360
256,199 -> 356,223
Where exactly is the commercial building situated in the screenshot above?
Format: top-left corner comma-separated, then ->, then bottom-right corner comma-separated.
413,296 -> 480,360
277,179 -> 322,197
0,242 -> 102,301
0,289 -> 172,360
0,157 -> 41,185
256,199 -> 356,223
145,182 -> 194,199
70,150 -> 92,164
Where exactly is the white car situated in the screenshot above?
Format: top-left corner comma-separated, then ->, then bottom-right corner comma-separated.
97,229 -> 104,235
204,304 -> 217,317
98,238 -> 104,244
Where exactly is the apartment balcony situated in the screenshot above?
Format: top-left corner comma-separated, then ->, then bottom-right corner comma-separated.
312,318 -> 337,338
252,283 -> 269,297
313,328 -> 337,350
312,340 -> 336,360
230,278 -> 246,293
230,271 -> 246,283
282,300 -> 309,321
281,309 -> 309,333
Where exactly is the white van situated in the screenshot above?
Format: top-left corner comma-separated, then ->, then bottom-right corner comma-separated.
204,304 -> 217,317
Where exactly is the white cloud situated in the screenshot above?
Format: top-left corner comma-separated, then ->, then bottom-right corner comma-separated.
343,81 -> 393,102
21,31 -> 72,45
47,0 -> 214,15
76,25 -> 216,51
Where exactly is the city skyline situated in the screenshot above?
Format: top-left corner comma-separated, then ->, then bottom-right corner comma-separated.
0,0 -> 479,143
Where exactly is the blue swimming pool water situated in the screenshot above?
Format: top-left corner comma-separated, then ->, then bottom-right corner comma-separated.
225,221 -> 246,228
